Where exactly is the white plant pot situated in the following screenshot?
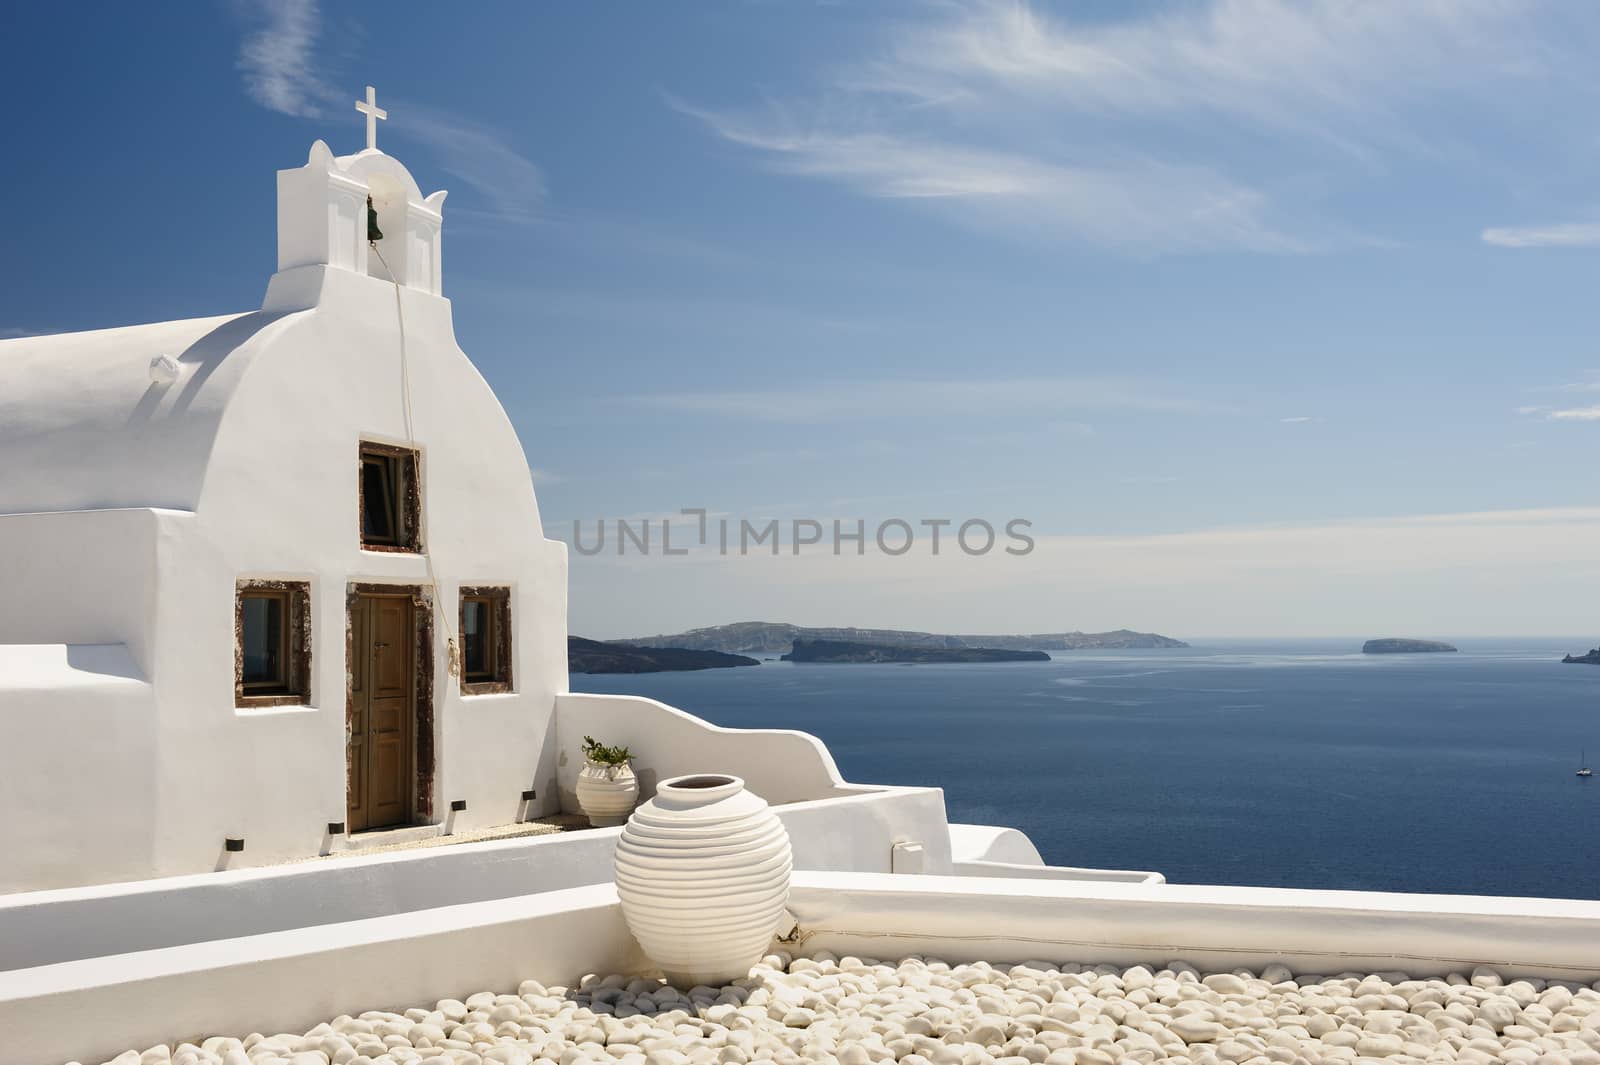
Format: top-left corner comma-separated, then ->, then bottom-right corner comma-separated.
576,761 -> 639,828
614,773 -> 792,987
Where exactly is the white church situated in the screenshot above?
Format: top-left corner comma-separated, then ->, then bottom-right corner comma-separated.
0,92 -> 570,891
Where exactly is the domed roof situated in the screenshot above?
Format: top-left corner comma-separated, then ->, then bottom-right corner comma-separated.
0,309 -> 303,515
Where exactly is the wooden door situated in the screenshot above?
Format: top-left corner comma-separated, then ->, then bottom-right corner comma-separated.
348,591 -> 416,833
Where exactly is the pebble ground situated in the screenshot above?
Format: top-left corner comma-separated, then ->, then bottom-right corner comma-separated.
81,952 -> 1600,1065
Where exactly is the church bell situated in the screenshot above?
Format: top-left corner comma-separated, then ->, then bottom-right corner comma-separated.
366,196 -> 384,243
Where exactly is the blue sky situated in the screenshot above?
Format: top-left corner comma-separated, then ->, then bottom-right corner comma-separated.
5,1 -> 1600,639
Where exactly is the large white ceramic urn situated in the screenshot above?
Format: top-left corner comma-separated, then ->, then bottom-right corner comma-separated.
614,774 -> 793,987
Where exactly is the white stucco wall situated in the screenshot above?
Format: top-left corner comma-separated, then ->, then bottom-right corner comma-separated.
553,693 -> 869,808
0,886 -> 644,1065
785,872 -> 1600,981
948,823 -> 1045,866
946,824 -> 1163,883
0,785 -> 952,971
0,510 -> 166,889
0,643 -> 158,893
0,509 -> 161,670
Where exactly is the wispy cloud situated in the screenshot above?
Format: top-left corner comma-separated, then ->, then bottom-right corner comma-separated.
1482,222 -> 1600,248
1516,373 -> 1600,419
1516,395 -> 1600,421
865,0 -> 1542,156
394,105 -> 546,224
235,0 -> 331,118
229,4 -> 547,226
629,377 -> 1229,422
674,1 -> 1594,254
1280,415 -> 1316,424
1546,405 -> 1600,421
670,99 -> 1299,253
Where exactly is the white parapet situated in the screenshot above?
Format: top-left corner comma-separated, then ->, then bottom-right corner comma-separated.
948,824 -> 1164,884
553,693 -> 872,809
784,871 -> 1600,981
11,869 -> 1600,1063
0,786 -> 952,972
0,885 -> 645,1065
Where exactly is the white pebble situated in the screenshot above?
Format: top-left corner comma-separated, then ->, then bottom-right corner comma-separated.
84,955 -> 1600,1065
1202,974 -> 1249,996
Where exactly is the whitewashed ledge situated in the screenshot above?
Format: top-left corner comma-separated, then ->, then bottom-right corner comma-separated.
70,952 -> 1600,1065
12,873 -> 1600,1064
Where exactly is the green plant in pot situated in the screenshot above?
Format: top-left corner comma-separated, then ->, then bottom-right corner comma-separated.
576,735 -> 639,827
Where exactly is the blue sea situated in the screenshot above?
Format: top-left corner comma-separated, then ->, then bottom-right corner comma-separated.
571,639 -> 1600,900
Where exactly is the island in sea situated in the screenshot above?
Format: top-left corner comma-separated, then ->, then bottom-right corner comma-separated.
781,638 -> 1049,664
617,621 -> 1187,655
1362,638 -> 1458,654
1563,647 -> 1600,665
568,636 -> 758,674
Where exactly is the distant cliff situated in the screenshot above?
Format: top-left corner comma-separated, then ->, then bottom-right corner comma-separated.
569,637 -> 758,674
781,639 -> 1050,664
1563,647 -> 1600,665
1362,638 -> 1458,655
618,621 -> 1187,655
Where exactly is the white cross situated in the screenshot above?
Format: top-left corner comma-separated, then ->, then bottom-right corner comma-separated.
355,85 -> 387,151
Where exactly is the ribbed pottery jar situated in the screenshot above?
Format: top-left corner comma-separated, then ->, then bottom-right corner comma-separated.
576,761 -> 639,828
614,774 -> 792,987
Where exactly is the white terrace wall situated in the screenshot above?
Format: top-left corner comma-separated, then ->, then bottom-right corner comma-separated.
785,873 -> 1600,981
553,692 -> 870,809
0,886 -> 646,1065
947,824 -> 1163,884
0,786 -> 950,971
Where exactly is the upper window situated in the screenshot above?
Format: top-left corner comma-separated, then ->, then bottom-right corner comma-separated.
236,580 -> 311,707
360,443 -> 421,551
460,587 -> 512,694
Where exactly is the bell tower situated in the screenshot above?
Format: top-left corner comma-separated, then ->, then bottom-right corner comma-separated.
272,87 -> 448,297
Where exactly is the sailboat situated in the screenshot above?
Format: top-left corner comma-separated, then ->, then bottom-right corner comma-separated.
1579,749 -> 1593,778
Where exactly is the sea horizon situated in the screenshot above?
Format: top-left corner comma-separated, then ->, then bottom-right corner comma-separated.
594,627 -> 1599,647
574,638 -> 1600,900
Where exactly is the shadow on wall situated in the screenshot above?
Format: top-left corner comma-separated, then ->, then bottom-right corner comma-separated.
124,311 -> 294,430
171,311 -> 295,416
64,643 -> 145,682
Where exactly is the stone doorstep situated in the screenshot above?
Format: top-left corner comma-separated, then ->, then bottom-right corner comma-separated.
293,813 -> 594,863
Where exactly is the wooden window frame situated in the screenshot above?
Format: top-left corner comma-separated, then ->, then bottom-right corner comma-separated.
459,586 -> 513,695
236,579 -> 312,708
359,442 -> 422,553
